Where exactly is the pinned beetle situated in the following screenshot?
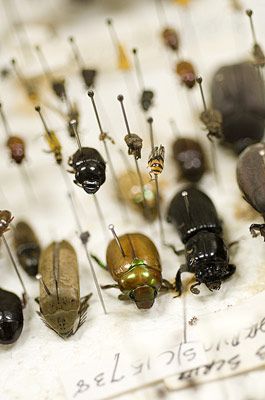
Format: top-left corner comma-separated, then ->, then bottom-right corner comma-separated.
0,289 -> 24,344
211,62 -> 265,153
172,138 -> 207,182
37,240 -> 91,338
92,229 -> 173,309
237,142 -> 265,240
167,187 -> 236,295
68,147 -> 106,194
13,221 -> 41,277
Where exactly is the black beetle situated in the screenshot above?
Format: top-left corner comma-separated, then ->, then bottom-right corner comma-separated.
167,186 -> 236,295
140,90 -> 154,112
237,142 -> 265,240
211,61 -> 265,154
172,138 -> 207,182
0,288 -> 24,345
68,147 -> 106,194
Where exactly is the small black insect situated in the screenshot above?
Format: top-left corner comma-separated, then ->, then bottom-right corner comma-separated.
141,90 -> 154,112
0,288 -> 24,345
82,69 -> 97,89
68,148 -> 106,194
167,186 -> 236,295
211,62 -> 265,154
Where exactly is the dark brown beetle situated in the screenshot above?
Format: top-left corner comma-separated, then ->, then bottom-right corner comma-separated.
162,27 -> 179,51
92,230 -> 173,309
237,143 -> 265,240
13,221 -> 41,277
0,103 -> 26,164
176,61 -> 196,89
172,138 -> 207,182
6,136 -> 26,164
211,62 -> 265,153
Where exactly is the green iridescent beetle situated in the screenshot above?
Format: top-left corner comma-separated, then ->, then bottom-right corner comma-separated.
92,232 -> 173,309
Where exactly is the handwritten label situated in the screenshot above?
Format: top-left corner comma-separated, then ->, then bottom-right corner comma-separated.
61,341 -> 206,400
165,293 -> 265,391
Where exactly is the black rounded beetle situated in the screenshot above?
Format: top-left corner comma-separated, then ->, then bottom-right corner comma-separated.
167,186 -> 236,295
0,288 -> 24,345
211,62 -> 265,154
237,142 -> 265,240
68,148 -> 106,194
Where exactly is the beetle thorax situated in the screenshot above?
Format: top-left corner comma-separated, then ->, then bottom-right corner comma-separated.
118,260 -> 161,291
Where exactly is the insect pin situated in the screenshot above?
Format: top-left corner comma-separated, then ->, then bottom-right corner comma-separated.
196,76 -> 222,140
91,225 -> 173,309
246,9 -> 265,68
37,240 -> 92,338
0,102 -> 26,164
211,62 -> 265,153
0,210 -> 28,345
148,145 -> 165,180
68,120 -> 106,194
167,187 -> 236,295
237,143 -> 265,240
10,59 -> 38,103
106,18 -> 131,71
13,221 -> 41,277
35,106 -> 63,164
35,44 -> 66,101
132,48 -> 154,112
155,0 -> 180,52
68,36 -> 97,89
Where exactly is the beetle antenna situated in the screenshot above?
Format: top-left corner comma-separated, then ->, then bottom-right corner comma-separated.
68,36 -> 85,69
132,48 -> 145,91
34,106 -> 52,137
108,224 -> 126,257
106,18 -> 131,70
196,76 -> 207,111
70,119 -> 82,152
2,234 -> 28,301
246,9 -> 257,45
36,273 -> 52,296
0,103 -> 11,138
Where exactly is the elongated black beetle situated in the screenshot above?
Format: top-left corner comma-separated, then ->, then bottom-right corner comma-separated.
211,62 -> 265,154
68,148 -> 106,194
167,186 -> 236,295
237,142 -> 265,240
0,289 -> 24,344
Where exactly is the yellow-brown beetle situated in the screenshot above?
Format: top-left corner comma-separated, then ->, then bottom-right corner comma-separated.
37,240 -> 91,338
92,231 -> 173,309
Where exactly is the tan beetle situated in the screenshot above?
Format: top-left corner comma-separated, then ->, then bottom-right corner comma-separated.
37,240 -> 91,338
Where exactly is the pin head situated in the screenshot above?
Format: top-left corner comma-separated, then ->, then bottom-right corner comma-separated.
106,18 -> 112,25
246,9 -> 253,17
87,90 -> 94,98
35,105 -> 41,112
117,94 -> 124,102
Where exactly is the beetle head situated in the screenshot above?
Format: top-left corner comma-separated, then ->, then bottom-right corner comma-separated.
0,314 -> 23,344
129,285 -> 157,309
195,261 -> 227,292
76,162 -> 106,194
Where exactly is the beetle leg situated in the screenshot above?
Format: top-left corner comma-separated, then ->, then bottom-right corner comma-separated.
190,282 -> 201,295
175,264 -> 189,296
67,168 -> 75,174
90,253 -> 108,270
101,284 -> 120,290
161,279 -> 174,291
223,264 -> 236,281
166,243 -> 185,256
250,223 -> 265,240
118,293 -> 130,301
34,297 -> 40,304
